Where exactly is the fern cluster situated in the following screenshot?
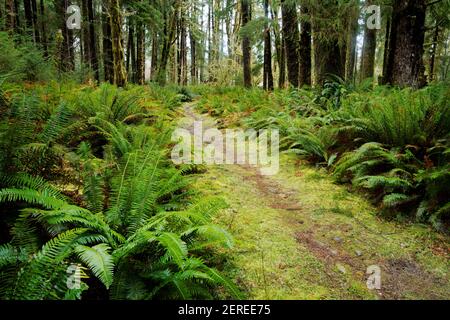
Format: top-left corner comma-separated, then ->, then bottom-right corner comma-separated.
0,83 -> 241,300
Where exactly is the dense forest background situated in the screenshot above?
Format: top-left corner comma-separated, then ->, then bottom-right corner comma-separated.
1,0 -> 449,88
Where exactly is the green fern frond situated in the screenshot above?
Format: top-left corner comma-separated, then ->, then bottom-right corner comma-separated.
75,244 -> 114,289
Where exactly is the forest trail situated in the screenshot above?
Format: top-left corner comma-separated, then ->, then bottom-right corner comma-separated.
179,103 -> 450,300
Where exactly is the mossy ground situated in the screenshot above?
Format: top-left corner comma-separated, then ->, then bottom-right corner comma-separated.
186,101 -> 450,300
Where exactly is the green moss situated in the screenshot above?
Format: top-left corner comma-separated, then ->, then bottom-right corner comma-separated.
193,154 -> 450,300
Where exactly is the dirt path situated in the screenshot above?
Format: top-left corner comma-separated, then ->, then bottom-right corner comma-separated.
180,103 -> 450,300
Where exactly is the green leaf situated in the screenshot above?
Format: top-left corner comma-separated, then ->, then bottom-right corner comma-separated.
156,232 -> 188,269
75,244 -> 115,289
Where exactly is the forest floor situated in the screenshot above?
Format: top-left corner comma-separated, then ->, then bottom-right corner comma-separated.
178,102 -> 450,300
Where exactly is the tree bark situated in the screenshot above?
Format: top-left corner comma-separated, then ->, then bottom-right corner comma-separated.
109,0 -> 127,87
39,0 -> 48,56
190,3 -> 198,84
385,0 -> 426,88
126,19 -> 136,82
31,0 -> 40,43
136,21 -> 145,85
345,6 -> 359,82
281,0 -> 300,87
150,31 -> 158,82
429,24 -> 439,82
5,0 -> 17,33
312,1 -> 345,86
263,0 -> 274,91
361,0 -> 377,81
54,0 -> 74,72
87,0 -> 99,81
102,3 -> 114,83
82,0 -> 92,69
157,0 -> 179,85
299,3 -> 311,87
381,16 -> 391,85
241,0 -> 252,88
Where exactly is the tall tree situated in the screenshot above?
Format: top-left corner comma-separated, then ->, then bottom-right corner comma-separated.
385,0 -> 426,88
241,0 -> 252,88
281,0 -> 300,87
312,0 -> 345,86
299,2 -> 311,87
126,18 -> 136,82
109,0 -> 127,87
5,0 -> 17,33
360,0 -> 377,81
102,2 -> 114,83
136,21 -> 145,85
81,0 -> 99,81
263,0 -> 274,91
157,0 -> 179,85
271,4 -> 285,88
39,0 -> 48,56
345,3 -> 359,82
54,0 -> 74,72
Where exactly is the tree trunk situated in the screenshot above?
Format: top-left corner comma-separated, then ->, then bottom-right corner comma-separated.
126,19 -> 136,82
102,3 -> 113,83
429,24 -> 439,82
5,0 -> 17,33
82,0 -> 92,69
361,0 -> 376,81
263,0 -> 274,91
150,31 -> 158,81
178,8 -> 187,86
39,0 -> 48,56
299,3 -> 311,87
54,0 -> 74,72
87,0 -> 99,81
24,0 -> 34,38
31,0 -> 40,43
345,6 -> 359,82
157,1 -> 179,86
271,6 -> 285,89
381,16 -> 391,85
136,21 -> 145,85
385,0 -> 426,88
312,1 -> 345,86
109,0 -> 127,87
241,0 -> 252,88
281,0 -> 300,87
190,4 -> 198,84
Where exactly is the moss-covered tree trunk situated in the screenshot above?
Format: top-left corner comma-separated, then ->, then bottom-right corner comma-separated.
361,0 -> 376,81
312,1 -> 345,86
385,0 -> 426,88
109,0 -> 127,87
